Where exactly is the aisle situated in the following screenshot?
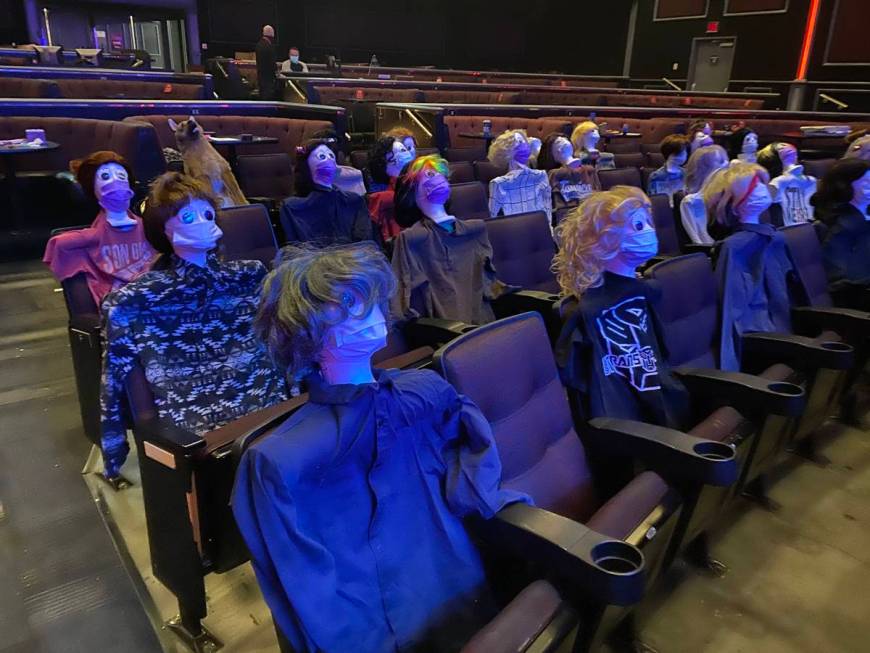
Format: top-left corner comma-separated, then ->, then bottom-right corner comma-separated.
0,260 -> 160,653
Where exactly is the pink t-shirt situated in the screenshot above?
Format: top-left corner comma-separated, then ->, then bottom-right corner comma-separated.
43,211 -> 155,309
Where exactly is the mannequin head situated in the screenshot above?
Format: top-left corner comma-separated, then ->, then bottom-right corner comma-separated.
71,150 -> 136,218
294,138 -> 339,196
703,163 -> 771,229
811,158 -> 870,223
688,120 -> 714,152
728,127 -> 758,161
661,134 -> 689,169
844,132 -> 870,162
385,126 -> 418,159
538,133 -> 578,171
757,142 -> 799,178
685,144 -> 729,193
571,121 -> 601,152
144,172 -> 222,266
369,136 -> 414,185
394,155 -> 452,227
255,243 -> 396,383
554,186 -> 656,297
487,129 -> 533,168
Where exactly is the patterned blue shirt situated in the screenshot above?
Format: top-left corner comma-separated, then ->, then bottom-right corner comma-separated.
99,253 -> 287,477
647,166 -> 686,205
232,368 -> 529,653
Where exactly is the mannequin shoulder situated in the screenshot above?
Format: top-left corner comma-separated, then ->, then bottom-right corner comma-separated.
47,227 -> 99,251
221,258 -> 267,279
386,368 -> 462,415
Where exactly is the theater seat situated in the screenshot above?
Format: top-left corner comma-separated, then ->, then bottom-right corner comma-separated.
598,167 -> 642,190
436,312 -> 725,651
646,152 -> 665,167
349,149 -> 369,171
448,160 -> 475,184
613,152 -> 645,169
473,159 -> 509,187
447,181 -> 490,220
606,140 -> 642,154
235,153 -> 294,207
650,193 -> 681,257
485,211 -> 558,293
446,145 -> 487,162
217,204 -> 279,267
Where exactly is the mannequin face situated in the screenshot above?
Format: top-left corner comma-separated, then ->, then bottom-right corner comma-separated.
669,149 -> 688,167
584,128 -> 601,150
615,205 -> 658,268
735,175 -> 772,220
94,162 -> 134,219
742,132 -> 758,154
164,198 -> 223,252
414,167 -> 451,209
701,123 -> 712,135
852,170 -> 870,213
512,132 -> 532,165
308,144 -> 337,188
386,140 -> 413,179
776,143 -> 798,168
322,291 -> 388,360
552,136 -> 574,165
691,132 -> 714,151
402,136 -> 417,159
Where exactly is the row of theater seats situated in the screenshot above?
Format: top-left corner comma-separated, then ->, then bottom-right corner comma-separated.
76,198 -> 866,650
0,75 -> 208,99
310,84 -> 766,110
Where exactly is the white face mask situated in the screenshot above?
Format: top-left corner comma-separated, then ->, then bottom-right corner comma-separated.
552,137 -> 574,165
735,177 -> 772,219
318,299 -> 388,385
308,144 -> 337,188
386,141 -> 413,178
742,133 -> 758,154
852,171 -> 870,214
165,198 -> 223,251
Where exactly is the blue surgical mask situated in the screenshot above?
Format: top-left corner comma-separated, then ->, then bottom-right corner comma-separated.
290,55 -> 300,63
622,230 -> 658,263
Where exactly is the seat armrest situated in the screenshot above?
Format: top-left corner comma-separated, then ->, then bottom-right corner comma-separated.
585,417 -> 737,487
134,417 -> 206,455
402,317 -> 476,349
829,281 -> 870,312
491,290 -> 560,319
69,313 -> 101,333
203,395 -> 309,457
791,306 -> 870,345
471,503 -> 645,607
245,196 -> 278,210
741,332 -> 853,370
683,243 -> 715,256
673,367 -> 805,417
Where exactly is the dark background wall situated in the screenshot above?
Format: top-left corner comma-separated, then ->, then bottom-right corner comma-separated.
195,0 -> 633,75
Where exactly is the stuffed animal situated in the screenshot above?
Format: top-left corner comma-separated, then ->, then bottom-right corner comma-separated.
168,117 -> 248,208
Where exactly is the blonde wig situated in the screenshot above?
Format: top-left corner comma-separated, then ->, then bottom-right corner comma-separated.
702,162 -> 770,229
487,129 -> 529,167
685,144 -> 729,193
553,186 -> 652,298
570,121 -> 599,151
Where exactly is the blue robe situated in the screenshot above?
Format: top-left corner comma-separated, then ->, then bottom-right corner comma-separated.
232,367 -> 529,653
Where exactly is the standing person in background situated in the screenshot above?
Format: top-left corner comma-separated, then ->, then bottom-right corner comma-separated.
256,25 -> 277,101
281,46 -> 309,73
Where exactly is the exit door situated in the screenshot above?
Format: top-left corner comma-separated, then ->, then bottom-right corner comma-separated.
687,37 -> 736,93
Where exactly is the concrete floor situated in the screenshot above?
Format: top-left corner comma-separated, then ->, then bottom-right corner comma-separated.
1,259 -> 869,653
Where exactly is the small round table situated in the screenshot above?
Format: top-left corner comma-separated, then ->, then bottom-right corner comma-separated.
0,140 -> 59,232
207,135 -> 279,172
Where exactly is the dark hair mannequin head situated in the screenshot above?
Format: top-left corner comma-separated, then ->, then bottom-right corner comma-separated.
369,136 -> 397,185
294,138 -> 339,197
660,134 -> 689,160
811,158 -> 870,223
728,127 -> 757,161
537,133 -> 564,172
756,143 -> 785,178
71,150 -> 135,203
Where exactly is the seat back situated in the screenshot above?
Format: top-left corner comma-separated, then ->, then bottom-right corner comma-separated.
779,223 -> 833,308
447,181 -> 490,220
485,211 -> 559,293
435,313 -> 599,523
236,153 -> 294,201
644,253 -> 719,368
217,204 -> 278,267
645,152 -> 665,167
599,167 -> 642,190
349,149 -> 369,170
613,152 -> 645,169
446,145 -> 486,162
649,194 -> 681,256
448,161 -> 475,184
606,140 -> 642,154
473,159 -> 509,187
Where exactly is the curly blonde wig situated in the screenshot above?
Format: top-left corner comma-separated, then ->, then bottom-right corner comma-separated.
570,121 -> 599,151
553,186 -> 651,299
702,162 -> 770,229
487,129 -> 529,167
685,144 -> 728,193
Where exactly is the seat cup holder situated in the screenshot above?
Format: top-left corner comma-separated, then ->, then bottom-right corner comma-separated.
692,440 -> 735,461
820,341 -> 851,352
767,381 -> 803,396
591,540 -> 643,574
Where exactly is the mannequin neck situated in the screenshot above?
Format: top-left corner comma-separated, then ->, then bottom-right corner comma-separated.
318,349 -> 375,386
420,199 -> 453,225
850,198 -> 869,216
665,157 -> 683,174
584,142 -> 599,153
104,208 -> 136,229
174,246 -> 210,268
602,257 -> 638,279
783,163 -> 802,176
738,152 -> 757,163
509,159 -> 528,171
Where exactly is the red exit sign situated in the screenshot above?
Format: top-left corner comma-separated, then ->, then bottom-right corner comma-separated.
707,21 -> 720,33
